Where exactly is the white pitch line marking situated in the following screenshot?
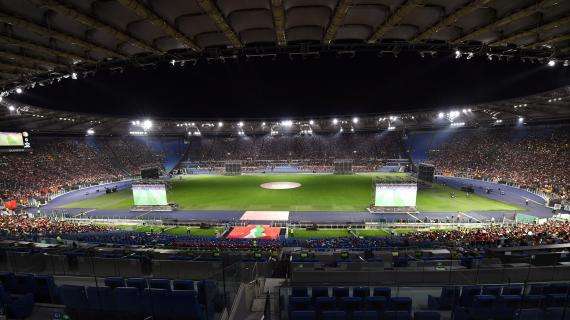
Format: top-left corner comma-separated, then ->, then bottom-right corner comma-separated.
74,209 -> 96,218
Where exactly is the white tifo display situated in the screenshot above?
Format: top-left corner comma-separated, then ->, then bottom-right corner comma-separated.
374,184 -> 417,207
132,184 -> 168,206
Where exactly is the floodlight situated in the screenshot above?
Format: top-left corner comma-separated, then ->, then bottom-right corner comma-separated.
0,96 -> 3,102
238,121 -> 244,127
86,128 -> 95,135
352,117 -> 359,124
217,122 -> 223,128
518,117 -> 524,123
547,60 -> 556,67
71,72 -> 78,80
15,88 -> 23,94
8,105 -> 15,111
309,120 -> 314,125
454,50 -> 461,59
142,119 -> 153,130
281,120 -> 293,127
332,118 -> 338,125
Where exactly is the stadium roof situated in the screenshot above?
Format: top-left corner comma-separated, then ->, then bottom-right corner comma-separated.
0,0 -> 569,91
1,85 -> 568,135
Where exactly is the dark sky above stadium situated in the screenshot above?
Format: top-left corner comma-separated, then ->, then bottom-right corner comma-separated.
15,52 -> 570,119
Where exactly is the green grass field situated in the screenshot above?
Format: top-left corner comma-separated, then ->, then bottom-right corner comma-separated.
115,225 -> 223,237
62,173 -> 521,212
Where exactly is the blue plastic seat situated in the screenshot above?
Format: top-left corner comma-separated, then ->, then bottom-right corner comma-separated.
340,296 -> 362,312
545,294 -> 569,308
517,308 -> 544,320
14,273 -> 35,295
390,297 -> 412,311
171,290 -> 204,320
33,275 -> 58,303
333,287 -> 349,299
289,296 -> 313,311
0,272 -> 17,293
292,287 -> 309,297
322,310 -> 347,320
149,278 -> 171,291
502,285 -> 523,296
114,287 -> 142,317
316,296 -> 336,311
428,286 -> 460,310
172,279 -> 195,291
365,296 -> 387,311
59,285 -> 88,319
414,311 -> 441,320
312,287 -> 329,298
546,284 -> 570,295
0,284 -> 34,319
354,287 -> 370,298
126,277 -> 148,290
470,295 -> 496,320
460,286 -> 481,307
291,310 -> 316,320
104,277 -> 125,289
545,307 -> 570,320
482,285 -> 502,296
87,286 -> 116,315
373,287 -> 391,299
494,295 -> 522,320
353,310 -> 378,320
384,311 -> 411,320
529,284 -> 547,295
143,288 -> 171,319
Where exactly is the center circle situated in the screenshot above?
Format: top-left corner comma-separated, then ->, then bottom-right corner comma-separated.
260,182 -> 302,190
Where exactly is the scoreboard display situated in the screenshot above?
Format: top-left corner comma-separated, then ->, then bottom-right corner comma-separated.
132,184 -> 168,206
0,132 -> 30,152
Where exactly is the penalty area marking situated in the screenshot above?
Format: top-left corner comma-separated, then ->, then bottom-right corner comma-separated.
240,211 -> 290,221
260,182 -> 301,190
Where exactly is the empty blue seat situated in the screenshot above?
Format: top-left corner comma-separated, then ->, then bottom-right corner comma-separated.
460,286 -> 481,307
126,277 -> 148,290
333,287 -> 349,298
428,286 -> 460,310
365,296 -> 387,311
0,284 -> 34,319
545,307 -> 570,320
0,272 -> 17,293
522,294 -> 545,308
545,294 -> 569,308
316,296 -> 336,311
149,278 -> 171,291
353,310 -> 378,320
143,288 -> 171,319
494,295 -> 522,320
517,308 -> 544,320
289,296 -> 312,311
171,290 -> 204,320
390,297 -> 412,311
292,287 -> 309,297
373,287 -> 391,299
482,285 -> 502,296
33,275 -> 58,303
471,295 -> 496,320
341,296 -> 362,312
546,283 -> 570,295
414,311 -> 441,320
291,310 -> 316,320
173,279 -> 195,291
114,287 -> 142,317
59,285 -> 88,319
529,284 -> 547,295
104,277 -> 125,289
322,310 -> 347,320
354,287 -> 370,298
14,273 -> 35,295
384,311 -> 411,320
87,286 -> 116,315
502,285 -> 523,296
312,287 -> 329,298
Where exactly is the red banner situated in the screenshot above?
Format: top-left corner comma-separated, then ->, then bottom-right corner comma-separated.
227,225 -> 281,240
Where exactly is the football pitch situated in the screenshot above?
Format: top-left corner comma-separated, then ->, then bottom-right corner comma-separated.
62,173 -> 522,212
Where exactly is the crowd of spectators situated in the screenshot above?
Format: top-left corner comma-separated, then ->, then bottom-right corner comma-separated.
428,127 -> 569,199
0,137 -> 165,203
0,214 -> 111,239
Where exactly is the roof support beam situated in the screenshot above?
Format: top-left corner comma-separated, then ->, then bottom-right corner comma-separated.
524,33 -> 570,49
411,0 -> 493,42
31,0 -> 162,54
195,0 -> 242,48
324,0 -> 353,44
490,16 -> 570,46
452,0 -> 557,44
0,49 -> 68,71
0,11 -> 125,59
270,0 -> 287,46
0,34 -> 95,64
368,0 -> 424,43
116,0 -> 200,51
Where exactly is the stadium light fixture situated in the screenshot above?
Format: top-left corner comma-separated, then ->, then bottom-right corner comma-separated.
518,117 -> 524,123
71,72 -> 78,80
309,120 -> 314,125
547,60 -> 556,67
86,128 -> 95,135
238,121 -> 244,127
339,128 -> 343,133
0,96 -> 2,102
141,119 -> 153,130
466,52 -> 474,60
281,120 -> 293,127
332,118 -> 338,125
217,121 -> 223,128
352,117 -> 359,124
15,88 -> 23,94
454,50 -> 461,59
261,122 -> 266,127
8,105 -> 15,111
438,112 -> 444,119
387,126 -> 396,131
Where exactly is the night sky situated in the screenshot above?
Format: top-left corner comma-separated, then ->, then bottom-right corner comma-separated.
14,52 -> 570,119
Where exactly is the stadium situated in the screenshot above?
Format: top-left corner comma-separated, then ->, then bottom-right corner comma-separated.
0,0 -> 569,319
